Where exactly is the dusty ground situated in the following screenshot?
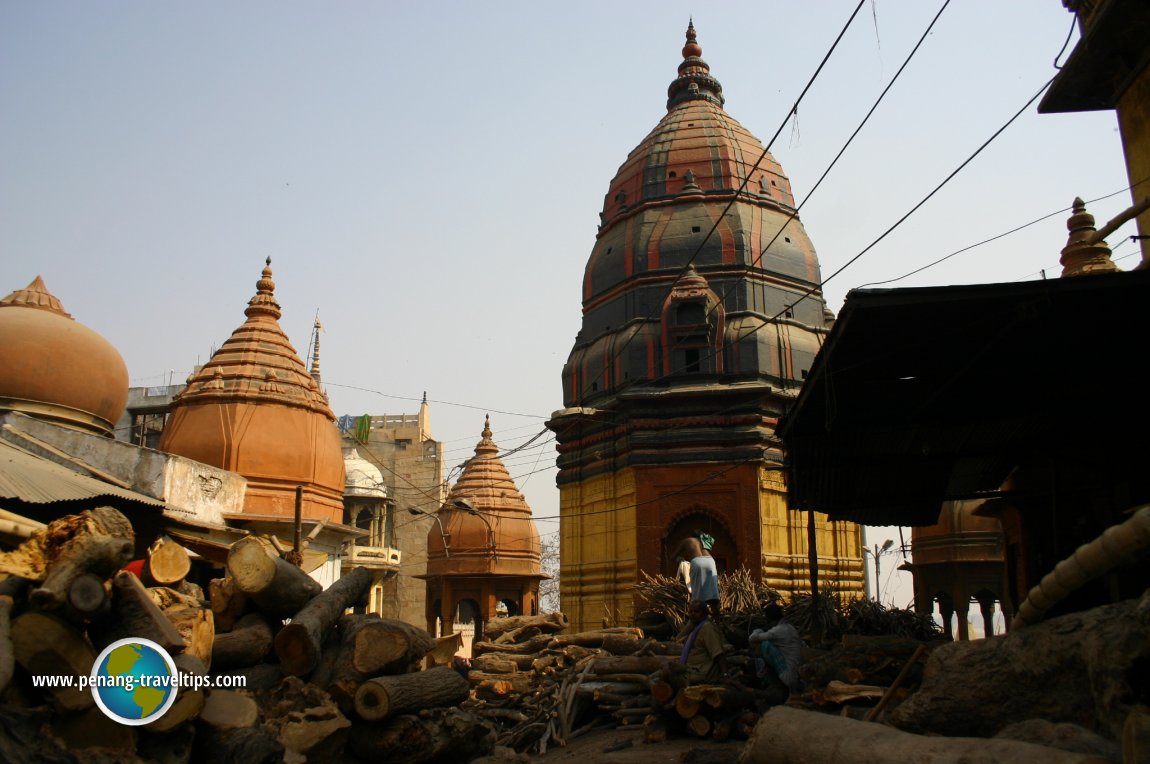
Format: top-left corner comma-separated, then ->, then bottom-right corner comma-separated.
472,722 -> 747,764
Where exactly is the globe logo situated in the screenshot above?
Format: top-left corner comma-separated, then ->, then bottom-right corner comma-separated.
90,638 -> 179,726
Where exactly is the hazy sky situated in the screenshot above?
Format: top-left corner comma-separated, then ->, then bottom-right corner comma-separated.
1,2 -> 1133,614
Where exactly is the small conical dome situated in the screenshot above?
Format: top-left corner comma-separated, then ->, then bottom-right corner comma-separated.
160,260 -> 345,522
427,416 -> 541,576
1060,197 -> 1120,277
0,277 -> 128,434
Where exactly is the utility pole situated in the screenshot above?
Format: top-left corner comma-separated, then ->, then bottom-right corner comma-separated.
864,538 -> 894,600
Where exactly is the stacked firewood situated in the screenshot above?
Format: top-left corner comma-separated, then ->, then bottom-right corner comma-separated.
463,613 -> 774,754
0,508 -> 496,763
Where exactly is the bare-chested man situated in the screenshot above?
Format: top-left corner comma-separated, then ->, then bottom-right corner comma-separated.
671,531 -> 720,619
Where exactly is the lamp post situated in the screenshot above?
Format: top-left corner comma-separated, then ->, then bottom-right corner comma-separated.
863,538 -> 894,600
408,506 -> 450,557
453,497 -> 497,561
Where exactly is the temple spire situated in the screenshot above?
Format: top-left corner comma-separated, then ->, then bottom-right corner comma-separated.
1060,197 -> 1119,277
667,19 -> 724,110
245,257 -> 282,321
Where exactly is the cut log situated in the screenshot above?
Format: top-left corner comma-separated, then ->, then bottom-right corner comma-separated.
600,633 -> 647,655
494,624 -> 541,645
151,588 -> 214,666
145,654 -> 208,733
686,714 -> 712,738
64,572 -> 109,621
11,610 -> 95,711
816,680 -> 888,705
211,612 -> 275,670
887,596 -> 1150,741
309,614 -> 383,714
470,653 -> 520,674
590,655 -> 670,675
31,530 -> 134,610
272,566 -> 372,676
93,570 -> 186,654
226,536 -> 321,619
742,705 -> 1112,764
0,508 -> 133,602
348,617 -> 437,675
208,576 -> 250,633
643,714 -> 668,744
346,707 -> 496,762
473,674 -> 535,699
547,628 -> 643,648
472,634 -> 554,655
252,675 -> 351,764
354,666 -> 470,722
482,612 -> 569,640
146,536 -> 191,587
679,684 -> 757,713
199,689 -> 259,730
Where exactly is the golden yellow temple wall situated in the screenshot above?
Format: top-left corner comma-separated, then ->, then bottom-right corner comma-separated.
559,469 -> 638,633
758,464 -> 866,599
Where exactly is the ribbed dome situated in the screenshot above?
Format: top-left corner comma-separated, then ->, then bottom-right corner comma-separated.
564,22 -> 830,407
344,447 -> 386,499
427,416 -> 541,576
159,260 -> 345,522
0,277 -> 128,434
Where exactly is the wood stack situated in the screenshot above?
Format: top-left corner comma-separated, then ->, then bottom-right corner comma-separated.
0,509 -> 497,764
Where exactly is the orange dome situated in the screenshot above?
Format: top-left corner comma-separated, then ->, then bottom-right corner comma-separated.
427,416 -> 541,576
912,500 -> 1004,566
0,277 -> 128,434
159,260 -> 345,522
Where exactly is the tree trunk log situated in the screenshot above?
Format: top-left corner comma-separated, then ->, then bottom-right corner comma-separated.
472,634 -> 554,655
226,536 -> 321,619
482,612 -> 569,640
151,587 -> 214,666
547,628 -> 644,648
211,612 -> 274,670
470,653 -> 520,674
887,595 -> 1150,741
145,653 -> 207,733
350,617 -> 437,675
354,666 -> 470,722
209,576 -> 250,633
590,655 -> 669,675
686,714 -> 711,737
11,610 -> 95,711
346,707 -> 496,762
146,536 -> 191,587
199,689 -> 259,730
743,706 -> 1110,764
273,566 -> 372,676
0,508 -> 133,597
94,570 -> 186,654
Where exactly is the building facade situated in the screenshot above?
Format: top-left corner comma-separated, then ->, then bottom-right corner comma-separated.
548,23 -> 864,631
338,397 -> 445,625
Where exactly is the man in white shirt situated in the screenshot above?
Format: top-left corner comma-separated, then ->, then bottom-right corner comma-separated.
749,603 -> 804,698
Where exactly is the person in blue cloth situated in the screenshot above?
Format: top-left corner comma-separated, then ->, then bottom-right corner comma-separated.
672,530 -> 721,619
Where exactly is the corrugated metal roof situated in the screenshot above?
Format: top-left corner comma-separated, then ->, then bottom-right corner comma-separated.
0,438 -> 164,511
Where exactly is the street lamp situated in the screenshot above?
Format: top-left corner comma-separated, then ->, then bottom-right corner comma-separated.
453,497 -> 497,561
863,538 -> 895,601
408,506 -> 450,557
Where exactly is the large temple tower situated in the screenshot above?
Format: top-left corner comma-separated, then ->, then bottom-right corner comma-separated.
548,23 -> 864,631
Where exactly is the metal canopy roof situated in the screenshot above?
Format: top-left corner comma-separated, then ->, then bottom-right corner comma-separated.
778,269 -> 1150,527
0,437 -> 164,514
